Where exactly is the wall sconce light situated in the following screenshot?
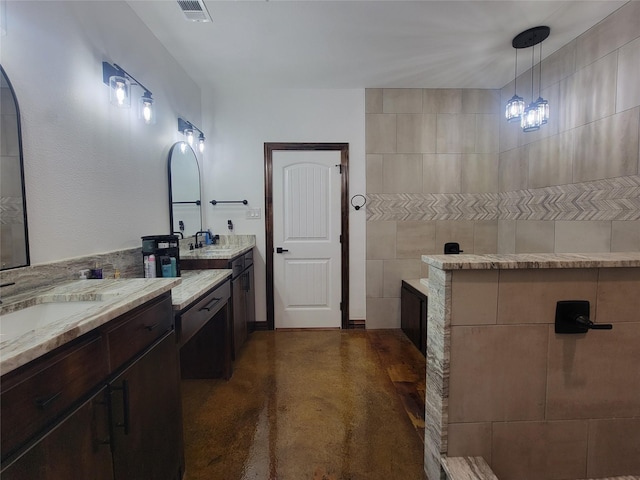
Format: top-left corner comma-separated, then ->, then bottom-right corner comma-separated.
505,26 -> 550,133
103,61 -> 155,124
178,118 -> 206,153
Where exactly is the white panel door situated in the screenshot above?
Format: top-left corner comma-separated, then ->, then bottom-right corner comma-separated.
273,150 -> 342,329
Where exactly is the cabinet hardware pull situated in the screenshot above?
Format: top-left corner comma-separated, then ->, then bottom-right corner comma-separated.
35,391 -> 62,409
144,322 -> 160,331
112,381 -> 130,435
200,297 -> 221,312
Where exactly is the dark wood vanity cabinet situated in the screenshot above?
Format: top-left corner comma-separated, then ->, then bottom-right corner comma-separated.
176,279 -> 232,380
0,292 -> 184,480
182,248 -> 255,359
401,280 -> 428,356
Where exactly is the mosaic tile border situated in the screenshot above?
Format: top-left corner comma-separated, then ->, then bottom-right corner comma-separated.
367,176 -> 640,222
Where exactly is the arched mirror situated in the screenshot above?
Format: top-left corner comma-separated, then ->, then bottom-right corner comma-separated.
168,142 -> 202,238
0,65 -> 30,270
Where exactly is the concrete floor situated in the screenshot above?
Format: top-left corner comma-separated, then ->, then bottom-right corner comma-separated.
181,330 -> 427,480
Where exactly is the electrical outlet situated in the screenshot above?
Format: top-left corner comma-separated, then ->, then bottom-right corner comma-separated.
246,208 -> 261,219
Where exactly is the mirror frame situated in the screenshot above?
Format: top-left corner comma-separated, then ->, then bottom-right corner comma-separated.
167,142 -> 202,238
0,64 -> 30,270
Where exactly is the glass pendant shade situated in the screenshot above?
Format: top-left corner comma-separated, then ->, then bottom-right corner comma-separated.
505,94 -> 525,122
139,93 -> 155,125
180,141 -> 187,154
535,97 -> 549,125
109,75 -> 131,108
521,102 -> 541,132
198,133 -> 205,153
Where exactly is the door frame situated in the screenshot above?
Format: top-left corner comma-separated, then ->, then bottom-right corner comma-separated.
264,142 -> 349,330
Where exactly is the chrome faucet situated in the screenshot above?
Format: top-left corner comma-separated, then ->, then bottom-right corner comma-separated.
0,281 -> 16,304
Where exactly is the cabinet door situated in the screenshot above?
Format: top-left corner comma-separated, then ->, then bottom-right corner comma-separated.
401,285 -> 423,353
1,387 -> 113,480
246,264 -> 256,329
109,331 -> 184,480
232,275 -> 247,360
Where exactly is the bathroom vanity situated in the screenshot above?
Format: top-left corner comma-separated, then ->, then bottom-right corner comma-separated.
180,239 -> 256,359
0,279 -> 184,480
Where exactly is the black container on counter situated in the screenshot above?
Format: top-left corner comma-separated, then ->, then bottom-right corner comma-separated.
142,235 -> 181,278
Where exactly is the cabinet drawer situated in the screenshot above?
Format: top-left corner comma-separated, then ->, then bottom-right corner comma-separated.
243,250 -> 253,268
1,334 -> 108,460
104,292 -> 173,373
230,255 -> 244,279
177,280 -> 230,347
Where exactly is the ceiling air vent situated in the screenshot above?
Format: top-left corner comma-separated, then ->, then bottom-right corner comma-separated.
177,0 -> 212,22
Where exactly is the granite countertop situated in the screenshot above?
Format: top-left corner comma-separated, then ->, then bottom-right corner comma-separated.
180,243 -> 253,260
0,278 -> 180,375
422,252 -> 640,270
403,278 -> 429,297
171,269 -> 232,311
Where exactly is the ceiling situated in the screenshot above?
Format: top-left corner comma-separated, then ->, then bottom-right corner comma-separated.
128,0 -> 628,91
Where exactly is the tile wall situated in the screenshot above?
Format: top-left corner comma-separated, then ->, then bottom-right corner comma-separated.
365,1 -> 640,328
446,267 -> 640,479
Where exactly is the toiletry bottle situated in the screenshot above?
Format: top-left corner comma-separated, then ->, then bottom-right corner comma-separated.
148,254 -> 157,278
144,256 -> 150,278
170,257 -> 177,277
161,257 -> 172,278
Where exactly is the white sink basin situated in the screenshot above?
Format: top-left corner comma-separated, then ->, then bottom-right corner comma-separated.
0,301 -> 102,342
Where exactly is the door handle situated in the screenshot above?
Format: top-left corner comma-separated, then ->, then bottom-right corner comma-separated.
276,247 -> 289,254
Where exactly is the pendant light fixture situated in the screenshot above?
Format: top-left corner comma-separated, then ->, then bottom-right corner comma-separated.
102,62 -> 155,124
178,118 -> 206,153
506,26 -> 550,133
505,48 -> 525,122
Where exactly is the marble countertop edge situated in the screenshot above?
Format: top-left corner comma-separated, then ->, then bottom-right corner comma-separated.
422,253 -> 640,270
171,269 -> 232,311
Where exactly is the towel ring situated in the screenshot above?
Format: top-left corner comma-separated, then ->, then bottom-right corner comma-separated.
350,194 -> 366,211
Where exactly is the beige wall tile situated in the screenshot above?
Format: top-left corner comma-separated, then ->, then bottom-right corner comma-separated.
366,260 -> 383,298
499,147 -> 528,192
435,220 -> 475,255
527,130 -> 574,188
420,261 -> 430,278
423,154 -> 461,194
436,114 -> 476,154
573,108 -> 640,182
497,220 -> 516,254
596,267 -> 640,324
587,418 -> 640,477
491,420 -> 588,480
396,114 -> 436,153
515,220 -> 555,253
366,114 -> 396,154
462,89 -> 500,114
365,88 -> 383,113
396,221 -> 437,259
574,52 -> 617,127
451,270 -> 499,325
611,220 -> 640,252
382,259 -> 422,298
366,297 -> 401,328
557,73 -> 579,132
475,114 -> 499,154
423,89 -> 462,114
575,0 -> 640,70
461,153 -> 499,194
617,36 -> 640,112
497,268 -> 598,325
366,154 -> 383,193
473,220 -> 498,254
447,422 -> 492,462
383,88 -> 423,113
541,39 -> 577,89
547,322 -> 640,419
382,154 -> 423,193
555,220 -> 612,253
449,324 -> 548,422
366,220 -> 396,260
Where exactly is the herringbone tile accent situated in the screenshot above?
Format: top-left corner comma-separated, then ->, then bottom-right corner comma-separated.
366,176 -> 640,222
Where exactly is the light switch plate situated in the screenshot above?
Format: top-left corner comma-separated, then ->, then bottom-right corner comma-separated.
246,208 -> 261,219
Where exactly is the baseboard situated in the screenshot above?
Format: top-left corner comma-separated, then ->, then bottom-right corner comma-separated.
349,319 -> 366,330
250,321 -> 269,332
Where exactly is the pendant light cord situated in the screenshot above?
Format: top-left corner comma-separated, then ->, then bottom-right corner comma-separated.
538,42 -> 543,98
514,48 -> 518,94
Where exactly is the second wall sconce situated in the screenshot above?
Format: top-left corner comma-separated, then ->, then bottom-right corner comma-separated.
178,118 -> 206,153
102,61 -> 155,125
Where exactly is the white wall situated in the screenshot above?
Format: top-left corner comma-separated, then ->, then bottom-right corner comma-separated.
201,88 -> 366,323
1,1 -> 201,264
